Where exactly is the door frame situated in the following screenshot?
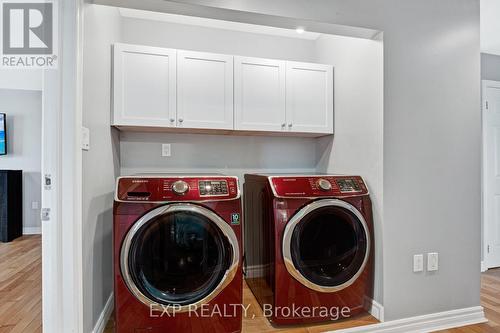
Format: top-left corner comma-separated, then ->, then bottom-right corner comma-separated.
41,0 -> 84,331
481,79 -> 500,272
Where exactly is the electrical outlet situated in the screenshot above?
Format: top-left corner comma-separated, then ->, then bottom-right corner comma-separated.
162,144 -> 171,157
427,252 -> 439,271
413,254 -> 424,272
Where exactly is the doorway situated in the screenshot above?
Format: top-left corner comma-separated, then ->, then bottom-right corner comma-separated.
0,89 -> 43,331
483,80 -> 500,270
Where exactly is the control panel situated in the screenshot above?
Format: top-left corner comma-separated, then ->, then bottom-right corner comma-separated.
336,178 -> 362,193
269,175 -> 368,198
116,176 -> 239,202
199,180 -> 229,196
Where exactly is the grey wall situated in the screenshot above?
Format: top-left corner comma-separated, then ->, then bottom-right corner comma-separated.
0,89 -> 42,233
482,53 -> 500,81
314,34 -> 384,303
82,5 -> 121,333
102,0 -> 482,322
198,0 -> 480,321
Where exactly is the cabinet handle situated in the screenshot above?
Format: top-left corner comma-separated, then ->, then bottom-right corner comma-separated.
281,123 -> 286,128
178,118 -> 184,123
288,123 -> 293,127
170,118 -> 175,123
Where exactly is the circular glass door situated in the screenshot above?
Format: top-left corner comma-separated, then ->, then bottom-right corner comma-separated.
282,199 -> 370,293
121,203 -> 239,311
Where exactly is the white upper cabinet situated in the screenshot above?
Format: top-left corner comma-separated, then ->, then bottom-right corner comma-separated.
286,61 -> 333,134
234,57 -> 286,131
113,43 -> 176,127
177,50 -> 234,130
112,44 -> 334,136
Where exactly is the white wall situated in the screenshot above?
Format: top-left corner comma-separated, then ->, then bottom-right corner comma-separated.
0,70 -> 42,91
314,34 -> 384,304
0,89 -> 42,233
120,132 -> 317,178
121,16 -> 316,62
95,0 -> 482,323
82,5 -> 121,333
481,0 -> 500,55
481,53 -> 500,263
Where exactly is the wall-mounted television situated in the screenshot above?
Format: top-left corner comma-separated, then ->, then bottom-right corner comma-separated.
0,113 -> 6,155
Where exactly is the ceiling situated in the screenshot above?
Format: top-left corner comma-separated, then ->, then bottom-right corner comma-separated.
481,0 -> 500,55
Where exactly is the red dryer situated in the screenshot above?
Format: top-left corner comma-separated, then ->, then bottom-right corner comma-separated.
114,175 -> 243,333
244,174 -> 373,325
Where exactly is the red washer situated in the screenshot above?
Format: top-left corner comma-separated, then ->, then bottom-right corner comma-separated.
244,174 -> 374,325
114,175 -> 243,333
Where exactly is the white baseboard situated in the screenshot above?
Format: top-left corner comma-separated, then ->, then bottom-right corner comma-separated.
327,306 -> 486,333
92,293 -> 114,333
363,297 -> 384,322
23,227 -> 41,235
481,261 -> 488,272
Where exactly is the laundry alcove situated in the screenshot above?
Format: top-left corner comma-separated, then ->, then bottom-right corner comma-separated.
81,4 -> 384,332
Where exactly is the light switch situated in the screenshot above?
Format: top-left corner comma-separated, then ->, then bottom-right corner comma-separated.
31,201 -> 39,210
81,127 -> 90,151
427,252 -> 439,271
413,254 -> 424,272
162,144 -> 171,157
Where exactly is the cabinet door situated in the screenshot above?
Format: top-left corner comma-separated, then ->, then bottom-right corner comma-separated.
234,57 -> 286,131
113,43 -> 176,127
286,61 -> 333,134
177,50 -> 233,130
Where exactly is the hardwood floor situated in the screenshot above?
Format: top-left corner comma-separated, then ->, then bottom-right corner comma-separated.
437,269 -> 500,333
239,283 -> 378,333
103,281 -> 379,333
0,235 -> 42,333
1,235 -> 500,332
105,270 -> 500,332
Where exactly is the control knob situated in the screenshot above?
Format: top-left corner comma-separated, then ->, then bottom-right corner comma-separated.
317,179 -> 332,191
172,180 -> 189,195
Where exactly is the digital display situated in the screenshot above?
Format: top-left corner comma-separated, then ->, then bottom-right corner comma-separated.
0,114 -> 6,155
336,179 -> 361,193
199,180 -> 229,196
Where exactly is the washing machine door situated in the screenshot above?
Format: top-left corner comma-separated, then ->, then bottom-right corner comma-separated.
120,203 -> 239,312
282,199 -> 370,293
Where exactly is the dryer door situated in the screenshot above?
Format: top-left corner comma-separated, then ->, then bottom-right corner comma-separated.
120,203 -> 239,312
282,199 -> 370,293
